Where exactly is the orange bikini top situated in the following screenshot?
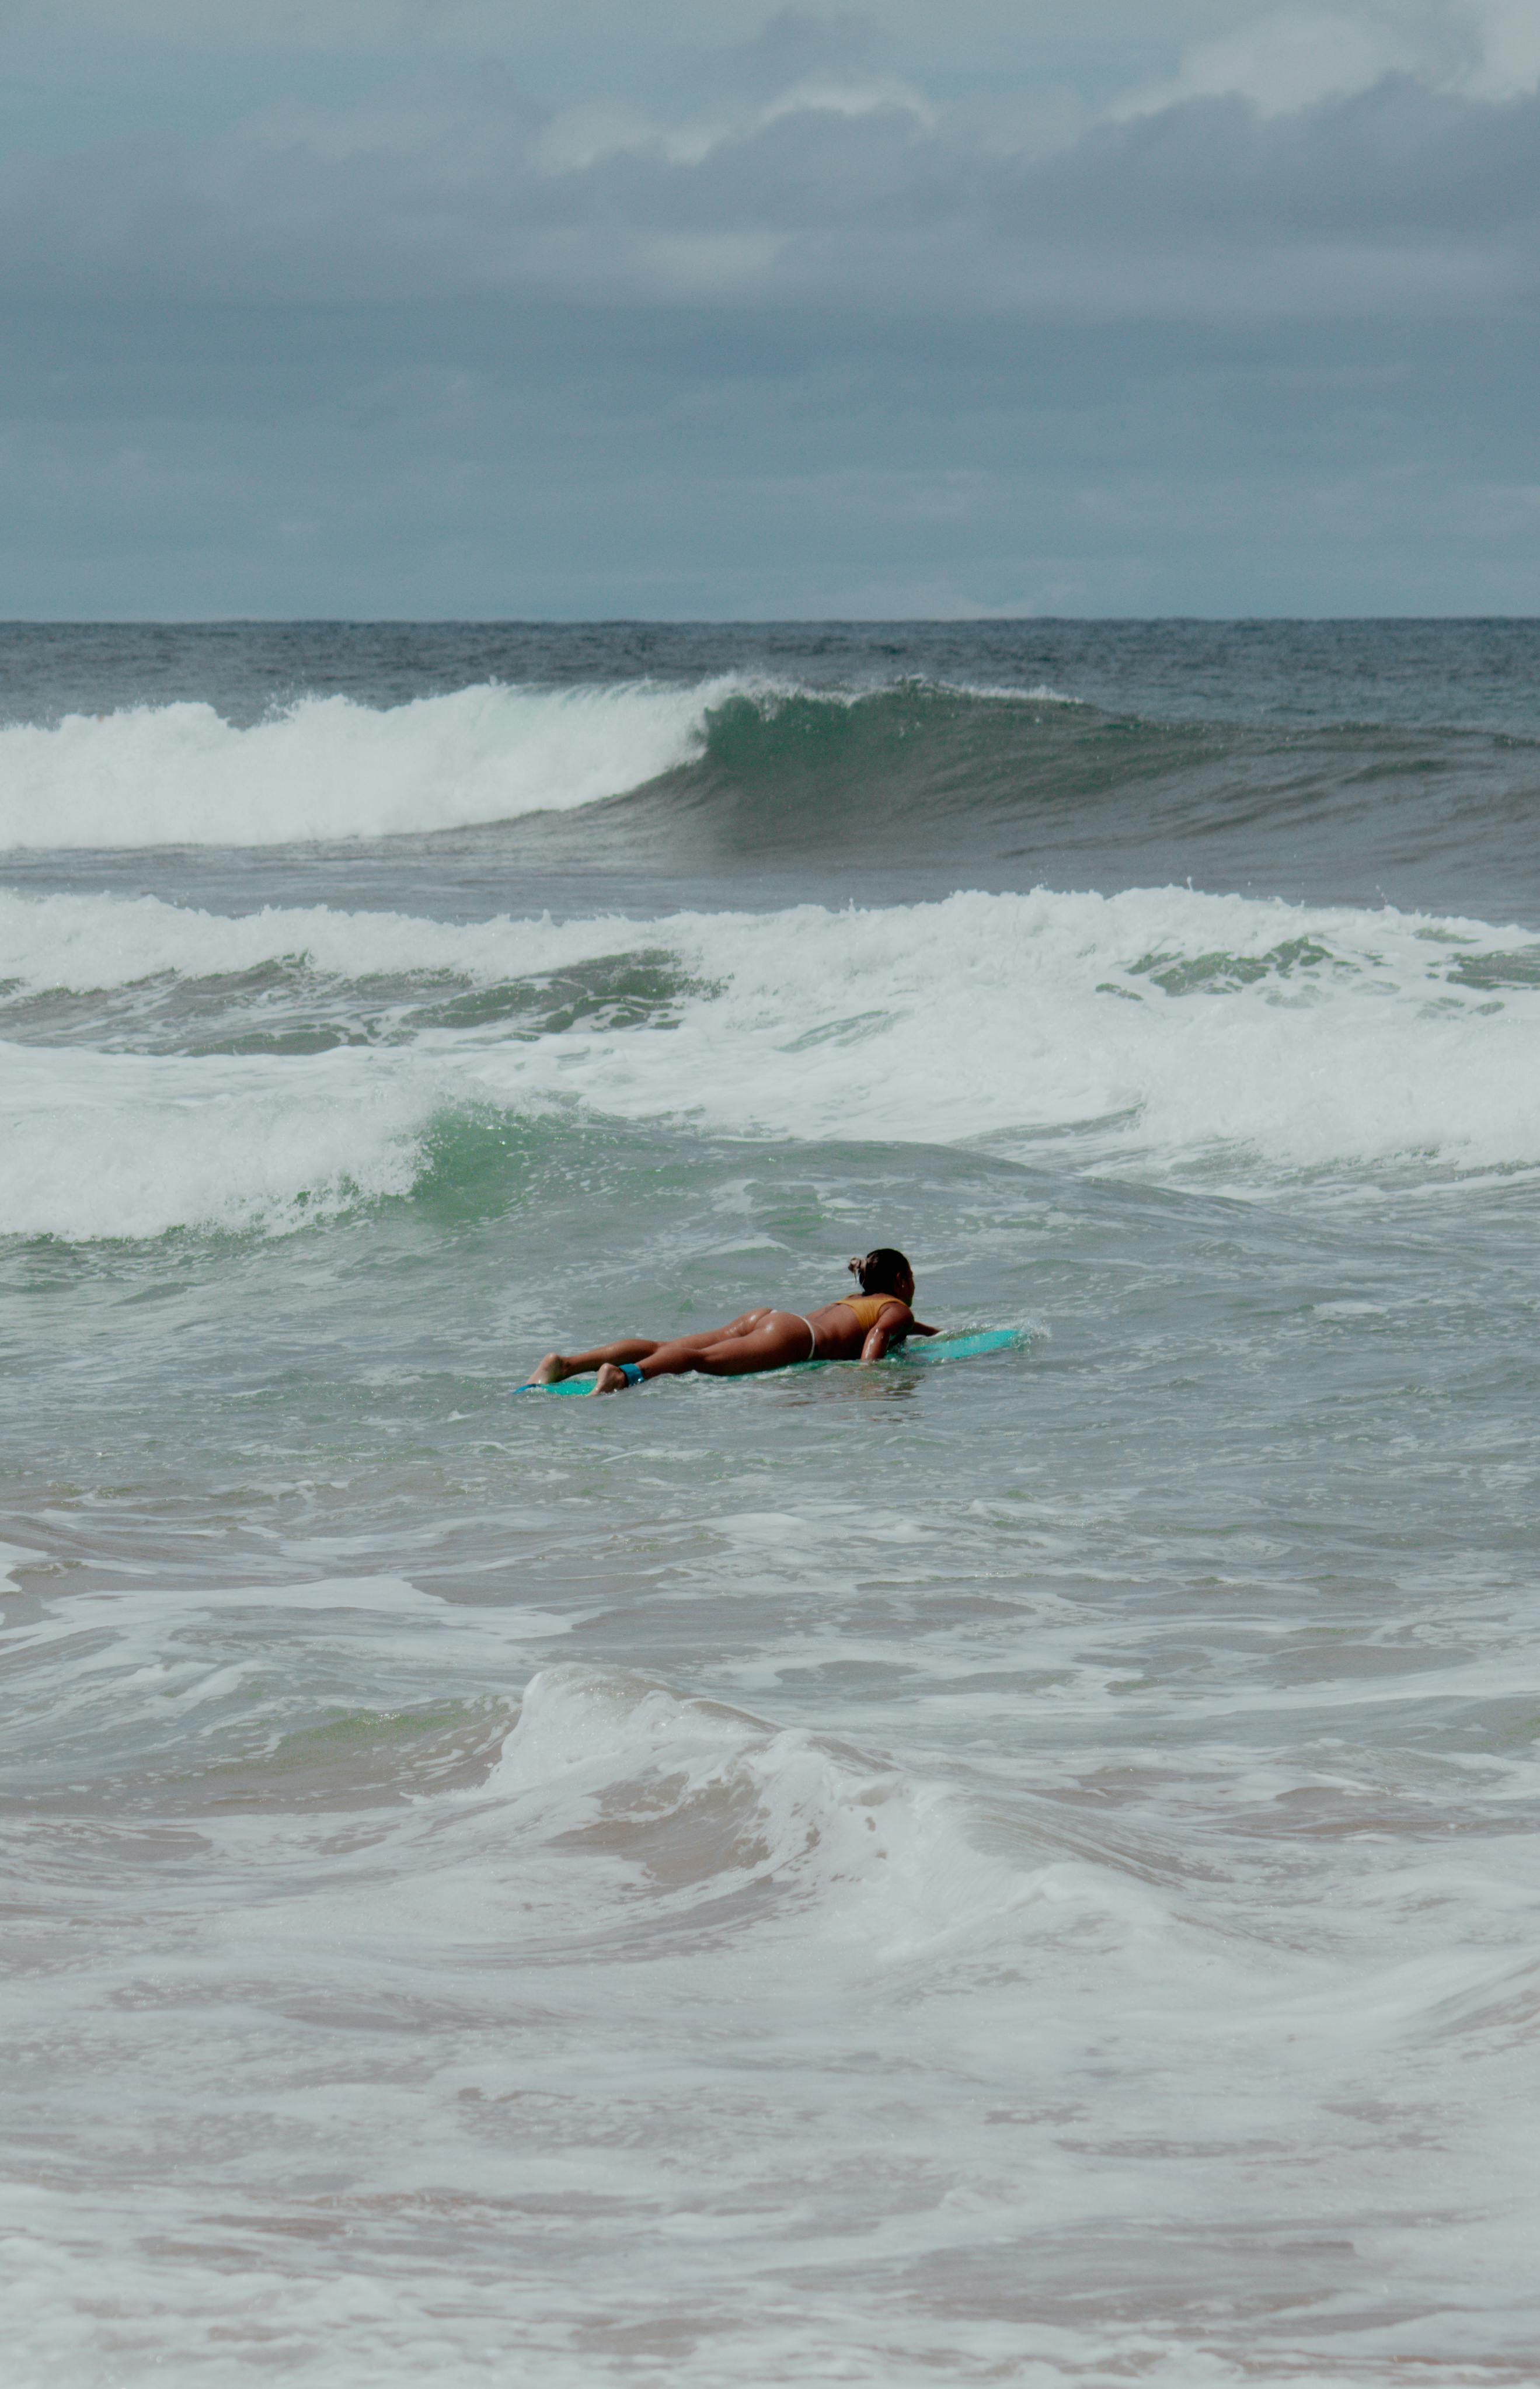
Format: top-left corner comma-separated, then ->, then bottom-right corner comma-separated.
838,1292 -> 910,1333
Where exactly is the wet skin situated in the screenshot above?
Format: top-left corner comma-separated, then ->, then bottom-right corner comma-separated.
530,1266 -> 937,1394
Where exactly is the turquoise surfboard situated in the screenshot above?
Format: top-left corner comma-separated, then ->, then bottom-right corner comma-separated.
513,1326 -> 1025,1397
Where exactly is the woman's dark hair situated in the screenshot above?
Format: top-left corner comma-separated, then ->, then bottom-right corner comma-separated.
848,1247 -> 911,1296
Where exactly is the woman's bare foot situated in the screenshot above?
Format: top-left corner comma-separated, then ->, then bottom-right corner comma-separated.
590,1362 -> 629,1395
530,1352 -> 570,1385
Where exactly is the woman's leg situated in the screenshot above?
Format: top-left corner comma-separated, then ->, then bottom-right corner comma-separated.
591,1312 -> 811,1393
529,1338 -> 661,1386
530,1310 -> 772,1385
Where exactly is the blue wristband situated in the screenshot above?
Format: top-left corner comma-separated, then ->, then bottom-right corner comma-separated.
618,1362 -> 644,1386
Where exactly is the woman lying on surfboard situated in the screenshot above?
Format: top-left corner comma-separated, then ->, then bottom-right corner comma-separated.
526,1248 -> 938,1395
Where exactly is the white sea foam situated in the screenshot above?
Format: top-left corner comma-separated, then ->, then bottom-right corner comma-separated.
646,888 -> 1540,1180
0,1039 -> 432,1239
0,885 -> 549,992
5,882 -> 1539,1237
11,1608 -> 1524,2385
0,679 -> 733,849
495,1664 -> 1078,1956
6,1522 -> 1540,2379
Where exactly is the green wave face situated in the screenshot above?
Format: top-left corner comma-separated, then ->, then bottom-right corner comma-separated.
560,682 -> 1539,921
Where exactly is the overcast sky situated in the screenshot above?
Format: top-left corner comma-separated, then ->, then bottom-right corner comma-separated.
2,0 -> 1537,617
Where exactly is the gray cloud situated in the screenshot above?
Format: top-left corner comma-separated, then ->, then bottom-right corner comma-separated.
3,62 -> 1536,315
0,7 -> 1536,614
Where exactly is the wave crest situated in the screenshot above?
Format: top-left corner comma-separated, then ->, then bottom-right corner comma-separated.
4,676 -> 1534,905
6,882 -> 1540,1241
0,679 -> 733,850
494,1664 -> 1110,1954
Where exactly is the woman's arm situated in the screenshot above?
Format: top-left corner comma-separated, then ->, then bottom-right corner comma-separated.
860,1302 -> 917,1361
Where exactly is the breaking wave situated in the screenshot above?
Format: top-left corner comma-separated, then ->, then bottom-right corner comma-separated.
0,678 -> 738,849
5,879 -> 1540,1239
3,676 -> 1535,921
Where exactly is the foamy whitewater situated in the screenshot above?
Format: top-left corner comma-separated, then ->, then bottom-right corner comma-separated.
4,620 -> 1540,2387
